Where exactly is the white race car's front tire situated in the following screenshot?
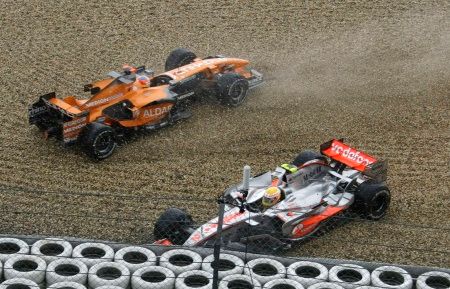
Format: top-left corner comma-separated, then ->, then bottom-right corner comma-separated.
308,282 -> 346,289
371,266 -> 413,289
202,254 -> 244,279
329,264 -> 370,289
88,262 -> 130,289
114,246 -> 156,273
416,271 -> 450,289
131,266 -> 175,289
263,278 -> 304,289
3,254 -> 46,284
219,274 -> 262,289
31,238 -> 73,264
286,261 -> 328,287
72,243 -> 114,268
46,258 -> 88,285
0,238 -> 30,263
175,270 -> 213,289
243,258 -> 286,285
0,278 -> 39,289
159,249 -> 202,276
48,281 -> 87,289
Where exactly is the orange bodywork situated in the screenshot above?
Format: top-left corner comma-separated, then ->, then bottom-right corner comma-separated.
30,56 -> 257,144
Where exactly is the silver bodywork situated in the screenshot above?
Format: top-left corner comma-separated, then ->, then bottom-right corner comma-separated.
184,162 -> 367,246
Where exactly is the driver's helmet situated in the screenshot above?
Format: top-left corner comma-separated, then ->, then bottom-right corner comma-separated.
137,75 -> 150,87
262,186 -> 282,208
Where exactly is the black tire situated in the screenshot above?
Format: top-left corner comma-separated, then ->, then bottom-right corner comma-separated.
353,183 -> 391,220
216,73 -> 249,107
153,208 -> 194,245
80,122 -> 117,160
292,150 -> 327,167
165,48 -> 197,71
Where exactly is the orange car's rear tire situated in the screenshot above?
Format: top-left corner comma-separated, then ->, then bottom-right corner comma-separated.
216,73 -> 249,107
80,123 -> 117,160
165,48 -> 197,71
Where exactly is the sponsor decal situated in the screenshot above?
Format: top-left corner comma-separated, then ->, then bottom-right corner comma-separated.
172,59 -> 215,76
134,106 -> 171,119
63,116 -> 87,143
29,106 -> 48,117
329,141 -> 375,166
84,92 -> 123,108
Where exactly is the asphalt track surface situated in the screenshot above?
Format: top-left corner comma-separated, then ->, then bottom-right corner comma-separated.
0,1 -> 448,267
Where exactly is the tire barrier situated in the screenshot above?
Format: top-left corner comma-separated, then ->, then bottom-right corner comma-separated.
31,238 -> 73,264
0,238 -> 29,263
46,258 -> 88,286
201,253 -> 244,280
329,264 -> 371,289
114,246 -> 156,273
97,286 -> 126,289
308,282 -> 346,289
244,258 -> 286,285
263,278 -> 305,289
131,266 -> 176,289
3,255 -> 46,284
416,271 -> 450,289
219,274 -> 262,289
88,262 -> 130,289
287,261 -> 328,287
48,281 -> 87,289
0,278 -> 39,289
371,266 -> 413,289
72,243 -> 114,268
175,270 -> 213,289
159,249 -> 202,276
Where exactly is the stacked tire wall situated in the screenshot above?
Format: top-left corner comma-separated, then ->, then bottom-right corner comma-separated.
0,236 -> 448,289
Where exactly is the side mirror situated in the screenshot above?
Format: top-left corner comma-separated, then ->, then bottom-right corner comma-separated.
90,87 -> 101,95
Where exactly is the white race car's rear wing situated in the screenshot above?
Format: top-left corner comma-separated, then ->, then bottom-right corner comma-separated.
320,139 -> 387,182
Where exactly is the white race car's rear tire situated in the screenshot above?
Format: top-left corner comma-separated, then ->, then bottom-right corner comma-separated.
0,238 -> 30,263
243,258 -> 286,285
416,271 -> 450,289
175,270 -> 213,289
219,274 -> 262,289
329,264 -> 370,289
31,238 -> 73,264
88,262 -> 130,289
3,255 -> 46,284
46,258 -> 88,285
114,246 -> 156,273
371,266 -> 412,289
263,278 -> 304,289
308,282 -> 346,289
202,254 -> 244,280
159,249 -> 202,276
0,278 -> 39,289
286,261 -> 328,287
48,281 -> 87,289
72,243 -> 114,268
132,266 -> 175,289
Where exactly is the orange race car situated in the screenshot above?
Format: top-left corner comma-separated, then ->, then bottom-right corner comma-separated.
28,48 -> 263,160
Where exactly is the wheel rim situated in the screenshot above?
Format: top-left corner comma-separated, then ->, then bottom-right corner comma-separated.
371,191 -> 389,216
229,81 -> 247,104
94,131 -> 115,156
